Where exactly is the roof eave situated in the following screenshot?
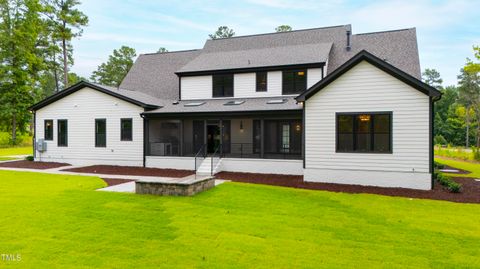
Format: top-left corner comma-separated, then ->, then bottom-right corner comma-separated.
176,62 -> 326,76
29,81 -> 160,111
296,50 -> 442,102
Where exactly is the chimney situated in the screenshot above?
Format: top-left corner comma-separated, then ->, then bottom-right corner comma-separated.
346,30 -> 351,51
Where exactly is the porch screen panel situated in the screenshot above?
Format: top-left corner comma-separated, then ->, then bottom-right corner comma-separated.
149,120 -> 181,156
253,120 -> 261,154
193,120 -> 205,154
264,121 -> 278,153
222,120 -> 231,154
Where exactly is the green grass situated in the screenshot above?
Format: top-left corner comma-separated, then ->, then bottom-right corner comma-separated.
0,146 -> 32,157
435,157 -> 480,178
435,146 -> 480,161
0,170 -> 479,268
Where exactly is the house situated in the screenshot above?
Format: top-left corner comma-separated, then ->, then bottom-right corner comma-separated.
30,24 -> 441,190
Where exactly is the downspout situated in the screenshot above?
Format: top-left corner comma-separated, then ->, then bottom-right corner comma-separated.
33,111 -> 36,160
141,113 -> 147,168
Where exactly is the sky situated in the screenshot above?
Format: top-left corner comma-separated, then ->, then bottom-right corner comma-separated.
71,0 -> 480,86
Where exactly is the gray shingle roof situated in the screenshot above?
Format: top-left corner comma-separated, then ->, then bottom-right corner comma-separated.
119,49 -> 201,100
90,82 -> 165,107
143,96 -> 302,115
177,43 -> 332,73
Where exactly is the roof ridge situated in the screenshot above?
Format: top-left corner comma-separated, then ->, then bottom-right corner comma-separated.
207,24 -> 351,41
354,27 -> 415,36
141,49 -> 201,56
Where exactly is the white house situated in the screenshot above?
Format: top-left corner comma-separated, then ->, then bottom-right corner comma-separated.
30,25 -> 441,190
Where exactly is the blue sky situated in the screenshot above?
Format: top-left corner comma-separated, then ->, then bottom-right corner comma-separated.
71,0 -> 480,86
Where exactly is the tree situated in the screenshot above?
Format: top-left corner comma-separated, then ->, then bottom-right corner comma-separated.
434,86 -> 458,142
209,26 -> 235,39
422,68 -> 443,89
90,46 -> 136,87
0,0 -> 45,144
465,45 -> 480,74
44,0 -> 88,88
275,25 -> 292,32
67,72 -> 86,85
157,47 -> 168,53
458,68 -> 480,146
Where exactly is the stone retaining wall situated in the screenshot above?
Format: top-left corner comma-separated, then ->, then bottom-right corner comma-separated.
135,177 -> 215,196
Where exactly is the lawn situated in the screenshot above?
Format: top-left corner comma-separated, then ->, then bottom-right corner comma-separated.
0,170 -> 479,268
435,157 -> 480,178
0,146 -> 32,157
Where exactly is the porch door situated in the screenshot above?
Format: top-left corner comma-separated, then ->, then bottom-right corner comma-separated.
193,120 -> 205,154
207,124 -> 221,153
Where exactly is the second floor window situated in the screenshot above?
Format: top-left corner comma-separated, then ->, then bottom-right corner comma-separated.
256,72 -> 267,92
44,120 -> 53,141
212,74 -> 233,97
283,70 -> 306,95
95,119 -> 107,148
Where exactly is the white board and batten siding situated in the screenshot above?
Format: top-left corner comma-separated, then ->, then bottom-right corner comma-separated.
304,61 -> 431,190
35,87 -> 144,166
180,69 -> 323,100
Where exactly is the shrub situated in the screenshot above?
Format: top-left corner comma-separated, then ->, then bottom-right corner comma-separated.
0,132 -> 33,148
472,147 -> 480,162
434,135 -> 447,146
25,156 -> 34,161
436,173 -> 462,193
434,162 -> 445,170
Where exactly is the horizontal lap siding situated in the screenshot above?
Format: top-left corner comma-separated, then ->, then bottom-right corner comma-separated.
305,61 -> 430,173
180,69 -> 323,100
35,87 -> 144,165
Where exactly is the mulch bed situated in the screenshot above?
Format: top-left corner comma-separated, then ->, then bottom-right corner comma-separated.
440,164 -> 470,174
215,172 -> 480,204
0,160 -> 70,170
102,178 -> 134,187
63,165 -> 194,178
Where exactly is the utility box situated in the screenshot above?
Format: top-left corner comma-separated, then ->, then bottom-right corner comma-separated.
36,139 -> 47,152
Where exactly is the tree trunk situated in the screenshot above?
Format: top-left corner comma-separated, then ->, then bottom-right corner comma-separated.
62,34 -> 68,88
11,113 -> 16,145
466,106 -> 470,148
52,39 -> 59,93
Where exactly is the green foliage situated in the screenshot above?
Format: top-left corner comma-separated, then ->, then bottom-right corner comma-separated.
472,147 -> 480,161
275,25 -> 292,32
157,47 -> 168,53
435,173 -> 461,193
464,45 -> 480,74
90,46 -> 136,87
434,134 -> 447,146
435,146 -> 479,161
0,132 -> 32,147
209,26 -> 235,39
1,170 -> 480,267
422,68 -> 443,89
25,155 -> 34,161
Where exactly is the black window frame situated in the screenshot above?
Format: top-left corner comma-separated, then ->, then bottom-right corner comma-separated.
44,120 -> 53,141
95,119 -> 107,148
57,119 -> 68,147
336,112 -> 392,154
282,69 -> 307,95
120,118 -> 133,141
256,71 -> 268,92
212,74 -> 234,98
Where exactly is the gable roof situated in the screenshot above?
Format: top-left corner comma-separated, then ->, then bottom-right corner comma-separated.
177,42 -> 332,74
29,81 -> 163,111
119,49 -> 201,100
296,50 -> 441,102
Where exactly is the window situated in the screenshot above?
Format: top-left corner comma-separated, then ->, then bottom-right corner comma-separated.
281,124 -> 290,153
256,72 -> 267,92
95,119 -> 106,147
212,74 -> 233,97
282,70 -> 306,95
44,120 -> 53,141
336,113 -> 392,153
57,120 -> 68,147
121,119 -> 133,141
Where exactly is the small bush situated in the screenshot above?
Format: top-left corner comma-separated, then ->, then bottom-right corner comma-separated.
434,162 -> 445,170
434,135 -> 447,146
25,156 -> 34,161
472,147 -> 480,162
436,173 -> 462,193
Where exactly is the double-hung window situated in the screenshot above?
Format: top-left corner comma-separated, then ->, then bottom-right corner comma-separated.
282,70 -> 306,95
212,74 -> 233,97
95,119 -> 107,148
336,112 -> 392,153
57,120 -> 68,147
44,120 -> 53,141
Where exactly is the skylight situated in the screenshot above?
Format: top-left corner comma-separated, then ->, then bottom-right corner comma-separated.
266,99 -> 287,104
223,100 -> 245,106
184,101 -> 206,107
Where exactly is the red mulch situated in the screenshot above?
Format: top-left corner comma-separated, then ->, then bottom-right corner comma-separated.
0,160 -> 70,170
215,172 -> 480,204
102,178 -> 134,187
63,165 -> 194,178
